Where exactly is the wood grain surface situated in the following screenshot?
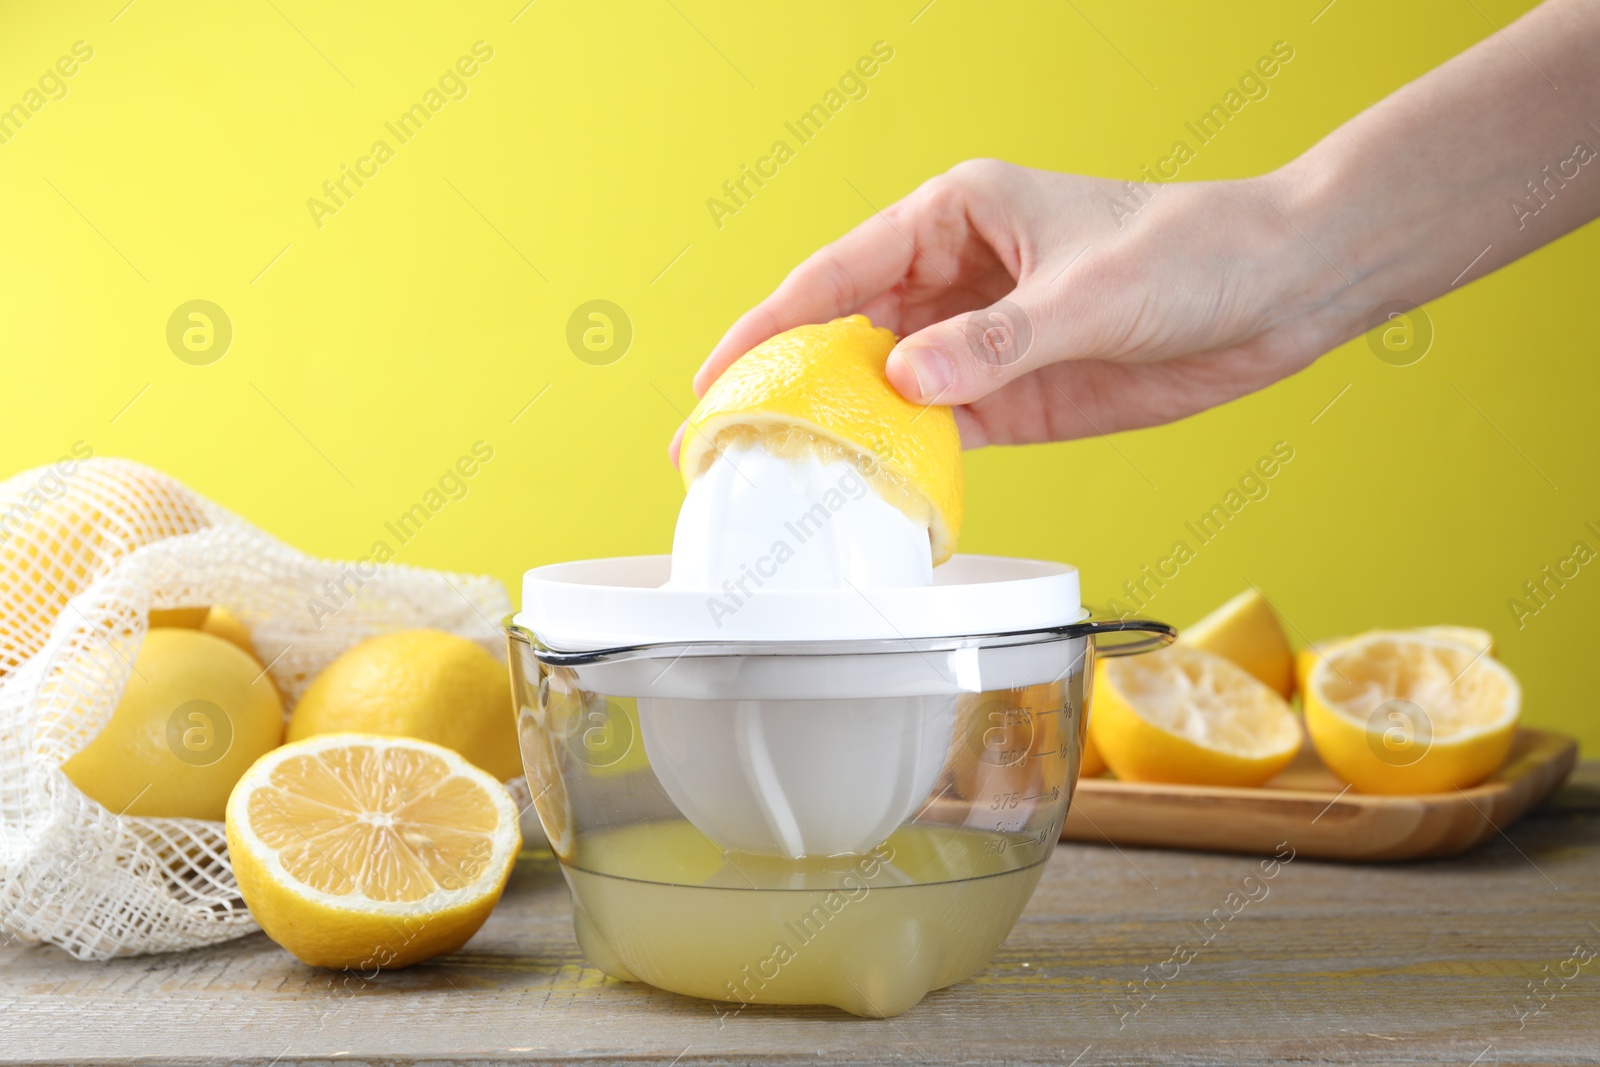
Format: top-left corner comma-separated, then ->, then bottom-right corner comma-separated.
2,763 -> 1597,1066
1064,728 -> 1578,861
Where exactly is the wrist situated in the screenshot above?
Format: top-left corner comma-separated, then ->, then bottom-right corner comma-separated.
1254,153 -> 1394,354
1193,167 -> 1357,351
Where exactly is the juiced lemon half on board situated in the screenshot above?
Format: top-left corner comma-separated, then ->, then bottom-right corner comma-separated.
1090,645 -> 1302,787
1303,631 -> 1518,794
679,315 -> 964,563
1294,625 -> 1496,694
1417,625 -> 1495,657
226,734 -> 520,970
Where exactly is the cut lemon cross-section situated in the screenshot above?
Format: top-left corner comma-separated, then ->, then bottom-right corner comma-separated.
226,733 -> 520,970
1303,631 -> 1518,794
1090,645 -> 1302,787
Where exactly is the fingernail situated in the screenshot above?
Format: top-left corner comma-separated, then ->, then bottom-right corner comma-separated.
902,347 -> 953,401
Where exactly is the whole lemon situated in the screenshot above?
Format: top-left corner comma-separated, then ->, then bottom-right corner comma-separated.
287,629 -> 520,780
3,460 -> 209,677
199,605 -> 256,658
149,604 -> 258,660
61,628 -> 285,820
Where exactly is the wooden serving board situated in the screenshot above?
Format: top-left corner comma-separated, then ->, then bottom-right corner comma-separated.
1061,727 -> 1577,861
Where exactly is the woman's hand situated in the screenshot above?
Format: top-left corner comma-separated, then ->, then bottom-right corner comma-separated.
680,161 -> 1338,454
674,0 -> 1600,460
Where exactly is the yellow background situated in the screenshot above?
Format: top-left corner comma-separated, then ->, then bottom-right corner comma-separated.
3,1 -> 1596,750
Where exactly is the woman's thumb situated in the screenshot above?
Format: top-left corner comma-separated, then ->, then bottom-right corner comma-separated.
885,294 -> 1050,406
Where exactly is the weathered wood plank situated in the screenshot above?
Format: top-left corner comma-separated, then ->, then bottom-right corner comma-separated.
2,764 -> 1597,1066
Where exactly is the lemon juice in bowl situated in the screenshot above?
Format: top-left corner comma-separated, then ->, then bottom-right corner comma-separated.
508,317 -> 1173,1016
563,821 -> 1049,1018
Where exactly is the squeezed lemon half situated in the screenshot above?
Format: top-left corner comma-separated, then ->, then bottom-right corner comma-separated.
1090,645 -> 1302,787
1303,631 -> 1518,794
1296,625 -> 1495,693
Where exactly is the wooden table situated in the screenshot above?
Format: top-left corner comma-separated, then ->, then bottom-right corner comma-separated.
4,764 -> 1597,1066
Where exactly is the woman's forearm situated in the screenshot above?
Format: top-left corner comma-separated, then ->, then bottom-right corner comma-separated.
1276,0 -> 1600,342
685,0 -> 1600,447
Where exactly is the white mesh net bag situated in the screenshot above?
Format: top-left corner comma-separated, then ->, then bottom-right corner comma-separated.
0,457 -> 513,959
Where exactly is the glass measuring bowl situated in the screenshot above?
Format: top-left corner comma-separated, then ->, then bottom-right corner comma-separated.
506,617 -> 1172,1018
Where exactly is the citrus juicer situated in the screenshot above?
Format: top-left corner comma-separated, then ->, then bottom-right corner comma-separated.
506,555 -> 1173,1017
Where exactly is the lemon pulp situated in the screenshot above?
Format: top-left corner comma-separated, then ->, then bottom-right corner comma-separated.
226,734 -> 520,969
1091,645 -> 1302,787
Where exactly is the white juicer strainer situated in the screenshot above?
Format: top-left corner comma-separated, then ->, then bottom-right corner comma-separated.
514,554 -> 1172,859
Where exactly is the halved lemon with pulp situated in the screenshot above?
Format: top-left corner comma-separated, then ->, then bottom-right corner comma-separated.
1303,631 -> 1518,794
226,733 -> 520,970
1090,645 -> 1302,787
680,315 -> 963,563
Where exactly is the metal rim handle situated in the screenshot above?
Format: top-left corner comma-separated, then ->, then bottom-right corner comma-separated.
1066,617 -> 1178,657
505,613 -> 1177,664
